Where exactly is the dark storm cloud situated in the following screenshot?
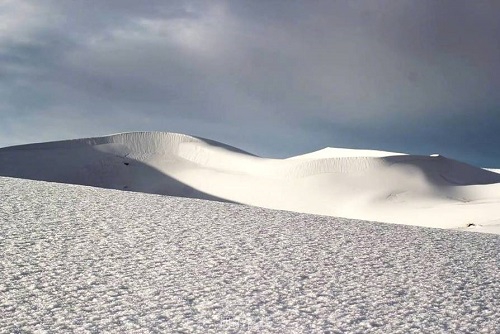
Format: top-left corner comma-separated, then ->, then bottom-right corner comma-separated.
1,0 -> 499,166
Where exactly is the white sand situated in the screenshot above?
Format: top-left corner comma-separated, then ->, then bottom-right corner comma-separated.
288,147 -> 406,159
485,168 -> 500,174
1,176 -> 499,332
1,131 -> 500,233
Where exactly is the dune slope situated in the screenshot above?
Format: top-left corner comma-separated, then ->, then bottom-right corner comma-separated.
1,131 -> 500,232
1,177 -> 499,332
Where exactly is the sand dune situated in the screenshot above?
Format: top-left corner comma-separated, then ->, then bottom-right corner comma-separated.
485,168 -> 500,174
2,176 -> 499,332
1,131 -> 500,233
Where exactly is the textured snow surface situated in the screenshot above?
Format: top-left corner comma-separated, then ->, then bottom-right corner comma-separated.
1,177 -> 499,333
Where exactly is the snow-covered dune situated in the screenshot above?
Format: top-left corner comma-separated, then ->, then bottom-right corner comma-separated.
1,131 -> 500,232
0,132 -> 240,202
485,168 -> 500,174
1,177 -> 499,333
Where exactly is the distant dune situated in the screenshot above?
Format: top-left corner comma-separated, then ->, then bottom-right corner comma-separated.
1,131 -> 500,233
485,168 -> 500,174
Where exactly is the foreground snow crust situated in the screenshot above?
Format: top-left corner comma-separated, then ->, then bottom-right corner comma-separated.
1,177 -> 499,333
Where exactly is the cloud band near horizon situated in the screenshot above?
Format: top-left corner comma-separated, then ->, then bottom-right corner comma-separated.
1,0 -> 499,166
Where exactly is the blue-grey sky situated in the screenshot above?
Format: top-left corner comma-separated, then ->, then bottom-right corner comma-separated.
1,0 -> 499,166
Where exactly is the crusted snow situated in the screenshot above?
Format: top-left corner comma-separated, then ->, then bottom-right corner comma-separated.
1,176 -> 499,333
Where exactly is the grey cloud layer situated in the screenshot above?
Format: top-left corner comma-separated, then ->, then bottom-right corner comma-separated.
1,1 -> 499,165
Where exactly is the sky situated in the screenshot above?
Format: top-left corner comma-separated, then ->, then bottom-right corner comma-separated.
1,0 -> 499,167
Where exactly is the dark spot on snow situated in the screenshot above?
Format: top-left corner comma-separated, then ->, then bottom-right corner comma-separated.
467,223 -> 475,227
123,162 -> 129,166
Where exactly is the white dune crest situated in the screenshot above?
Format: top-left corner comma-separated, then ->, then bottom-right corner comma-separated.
1,131 -> 500,233
484,168 -> 500,174
288,147 -> 406,159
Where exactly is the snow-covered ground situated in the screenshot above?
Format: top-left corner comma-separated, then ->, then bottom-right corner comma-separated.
1,132 -> 500,233
1,176 -> 499,333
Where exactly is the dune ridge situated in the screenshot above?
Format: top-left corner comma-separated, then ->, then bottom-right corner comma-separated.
1,131 -> 500,233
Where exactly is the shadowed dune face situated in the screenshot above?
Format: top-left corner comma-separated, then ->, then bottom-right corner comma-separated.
0,133 -> 237,203
382,155 -> 500,186
1,131 -> 500,232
